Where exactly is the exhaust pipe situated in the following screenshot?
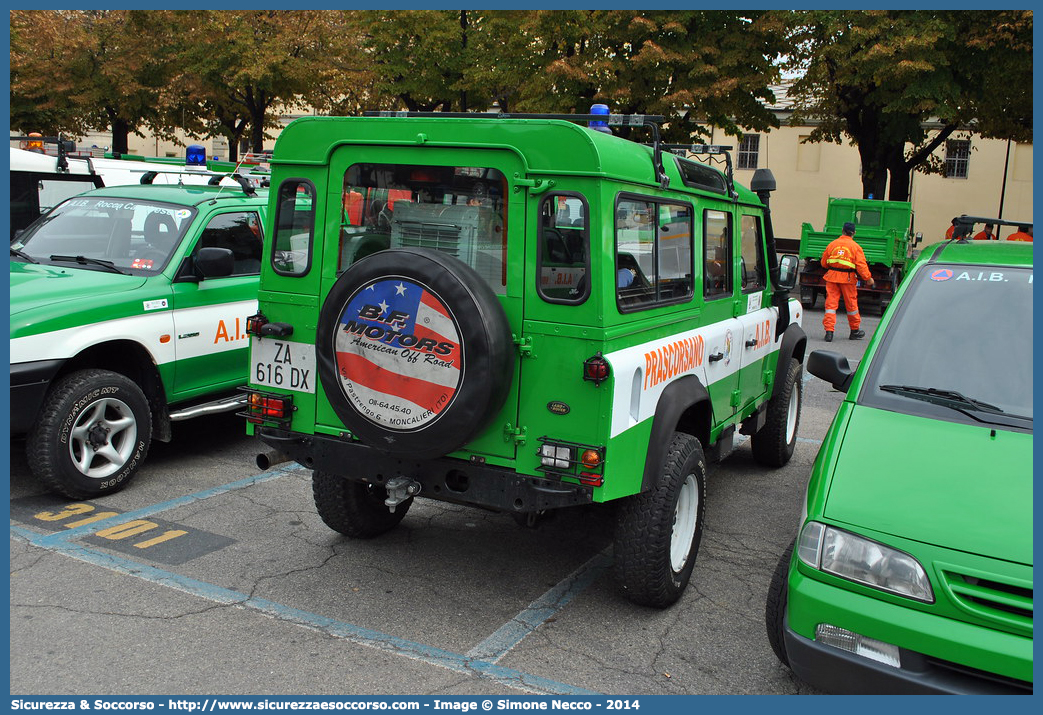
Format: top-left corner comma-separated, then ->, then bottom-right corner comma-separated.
256,449 -> 292,471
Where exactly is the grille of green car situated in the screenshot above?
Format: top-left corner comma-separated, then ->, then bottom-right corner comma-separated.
941,569 -> 1033,636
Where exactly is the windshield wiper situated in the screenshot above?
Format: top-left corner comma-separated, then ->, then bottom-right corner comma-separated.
48,254 -> 128,275
10,246 -> 39,263
880,384 -> 1005,413
879,384 -> 1032,426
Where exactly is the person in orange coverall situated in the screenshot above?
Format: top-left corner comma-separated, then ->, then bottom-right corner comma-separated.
821,222 -> 876,341
1007,225 -> 1033,242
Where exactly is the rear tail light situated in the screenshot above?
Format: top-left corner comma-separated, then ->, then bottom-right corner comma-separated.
583,353 -> 610,386
537,437 -> 605,487
240,389 -> 294,426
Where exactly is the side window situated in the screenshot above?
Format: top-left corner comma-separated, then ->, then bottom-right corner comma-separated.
615,196 -> 693,311
272,180 -> 315,276
739,214 -> 765,292
703,209 -> 732,299
197,211 -> 263,275
537,194 -> 589,304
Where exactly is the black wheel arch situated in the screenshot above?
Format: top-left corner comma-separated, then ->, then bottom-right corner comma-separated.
53,340 -> 170,441
640,374 -> 712,493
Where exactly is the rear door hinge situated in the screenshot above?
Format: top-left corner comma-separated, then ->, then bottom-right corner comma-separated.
503,423 -> 528,445
514,334 -> 536,358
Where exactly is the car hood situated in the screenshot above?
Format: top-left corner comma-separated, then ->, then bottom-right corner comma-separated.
10,261 -> 147,316
823,405 -> 1032,566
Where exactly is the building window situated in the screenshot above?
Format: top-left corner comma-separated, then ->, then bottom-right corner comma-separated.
945,140 -> 970,179
737,134 -> 760,170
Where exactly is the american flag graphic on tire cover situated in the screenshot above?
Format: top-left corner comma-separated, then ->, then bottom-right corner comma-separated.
334,278 -> 462,431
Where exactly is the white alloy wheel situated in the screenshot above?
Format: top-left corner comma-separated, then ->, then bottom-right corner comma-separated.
670,473 -> 700,573
785,386 -> 800,445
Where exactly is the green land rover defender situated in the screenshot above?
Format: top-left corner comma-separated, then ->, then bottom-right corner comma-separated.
245,111 -> 807,607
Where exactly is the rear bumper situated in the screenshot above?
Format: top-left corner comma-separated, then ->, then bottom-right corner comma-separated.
256,426 -> 594,514
10,359 -> 64,434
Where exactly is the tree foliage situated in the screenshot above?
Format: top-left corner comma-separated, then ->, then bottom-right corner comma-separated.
11,10 -> 176,153
782,10 -> 1033,201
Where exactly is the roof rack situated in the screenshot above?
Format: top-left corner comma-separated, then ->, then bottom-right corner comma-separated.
136,167 -> 265,196
363,110 -> 672,189
951,215 -> 1032,242
11,133 -> 86,174
662,143 -> 736,198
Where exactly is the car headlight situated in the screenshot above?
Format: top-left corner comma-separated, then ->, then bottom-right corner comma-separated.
797,521 -> 934,603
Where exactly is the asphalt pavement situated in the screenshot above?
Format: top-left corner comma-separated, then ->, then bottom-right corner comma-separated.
9,306 -> 877,696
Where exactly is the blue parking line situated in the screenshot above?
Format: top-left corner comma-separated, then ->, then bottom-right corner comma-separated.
11,462 -> 599,695
11,524 -> 598,695
467,550 -> 612,663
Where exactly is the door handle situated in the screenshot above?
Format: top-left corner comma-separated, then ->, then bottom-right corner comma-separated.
708,352 -> 724,363
745,338 -> 758,348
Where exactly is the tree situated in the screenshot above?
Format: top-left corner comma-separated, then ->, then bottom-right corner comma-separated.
11,10 -> 176,153
167,10 -> 357,161
513,10 -> 786,144
782,10 -> 1033,201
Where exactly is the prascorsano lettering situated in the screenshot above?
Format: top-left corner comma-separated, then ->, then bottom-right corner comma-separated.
643,335 -> 705,389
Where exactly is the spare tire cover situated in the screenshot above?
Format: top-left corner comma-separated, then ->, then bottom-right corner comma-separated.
316,247 -> 515,459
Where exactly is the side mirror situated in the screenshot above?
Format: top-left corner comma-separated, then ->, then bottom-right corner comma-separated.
195,247 -> 234,278
776,254 -> 799,291
914,232 -> 923,246
808,349 -> 854,392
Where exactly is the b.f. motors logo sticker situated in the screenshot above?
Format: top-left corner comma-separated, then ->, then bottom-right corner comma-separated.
931,269 -> 954,281
334,278 -> 462,431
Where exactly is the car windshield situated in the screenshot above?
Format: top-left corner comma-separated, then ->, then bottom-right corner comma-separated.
861,262 -> 1033,427
11,196 -> 196,274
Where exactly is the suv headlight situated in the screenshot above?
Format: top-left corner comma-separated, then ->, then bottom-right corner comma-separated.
797,521 -> 934,603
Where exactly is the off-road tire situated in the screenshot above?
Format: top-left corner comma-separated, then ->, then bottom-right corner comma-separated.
27,369 -> 152,499
751,358 -> 802,468
613,432 -> 707,608
312,470 -> 411,538
765,538 -> 795,666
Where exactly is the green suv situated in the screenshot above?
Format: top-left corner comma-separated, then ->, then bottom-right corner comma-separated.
767,234 -> 1033,692
10,180 -> 268,498
245,111 -> 806,607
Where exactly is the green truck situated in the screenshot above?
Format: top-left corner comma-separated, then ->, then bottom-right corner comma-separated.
797,197 -> 921,314
10,179 -> 268,498
243,109 -> 810,608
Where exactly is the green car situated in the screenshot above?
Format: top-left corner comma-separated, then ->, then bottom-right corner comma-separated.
767,236 -> 1033,693
244,110 -> 807,608
10,180 -> 268,498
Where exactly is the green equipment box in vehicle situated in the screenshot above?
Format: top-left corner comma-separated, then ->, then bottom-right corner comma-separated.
798,197 -> 921,314
245,110 -> 807,607
10,176 -> 268,498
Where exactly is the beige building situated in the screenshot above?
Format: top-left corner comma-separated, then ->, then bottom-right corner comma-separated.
85,96 -> 1033,246
714,86 -> 1033,245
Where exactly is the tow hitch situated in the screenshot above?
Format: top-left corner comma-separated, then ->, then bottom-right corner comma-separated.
384,476 -> 421,512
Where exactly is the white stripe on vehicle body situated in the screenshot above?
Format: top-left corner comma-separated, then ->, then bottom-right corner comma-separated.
603,299 -> 801,438
10,300 -> 257,366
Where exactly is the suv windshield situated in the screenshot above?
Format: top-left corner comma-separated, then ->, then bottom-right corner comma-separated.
861,263 -> 1033,427
11,196 -> 196,274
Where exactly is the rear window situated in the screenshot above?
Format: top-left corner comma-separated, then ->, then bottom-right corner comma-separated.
860,263 -> 1033,427
340,163 -> 508,295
